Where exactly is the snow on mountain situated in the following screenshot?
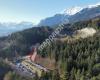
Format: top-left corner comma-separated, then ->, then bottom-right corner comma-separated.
1,3 -> 100,37
38,2 -> 100,26
63,7 -> 83,15
70,3 -> 100,23
38,7 -> 83,26
87,2 -> 100,8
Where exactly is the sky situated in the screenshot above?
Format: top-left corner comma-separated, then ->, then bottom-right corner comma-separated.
0,0 -> 100,24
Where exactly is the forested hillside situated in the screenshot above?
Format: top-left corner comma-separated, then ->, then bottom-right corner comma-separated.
0,26 -> 53,58
0,17 -> 100,80
38,18 -> 100,80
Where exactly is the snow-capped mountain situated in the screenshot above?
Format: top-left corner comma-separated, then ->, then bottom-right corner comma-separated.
0,22 -> 34,37
70,5 -> 100,23
38,3 -> 100,26
63,7 -> 83,15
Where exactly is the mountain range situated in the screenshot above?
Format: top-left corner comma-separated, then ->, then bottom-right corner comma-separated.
0,22 -> 34,37
0,3 -> 100,37
38,3 -> 100,26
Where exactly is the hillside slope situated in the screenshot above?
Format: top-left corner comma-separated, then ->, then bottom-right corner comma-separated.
0,27 -> 53,58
